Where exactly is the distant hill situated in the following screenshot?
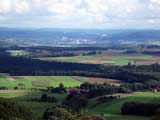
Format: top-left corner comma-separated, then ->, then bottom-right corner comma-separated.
0,28 -> 160,47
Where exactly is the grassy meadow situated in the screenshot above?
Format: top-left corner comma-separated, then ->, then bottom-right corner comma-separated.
0,75 -> 81,89
38,53 -> 159,65
0,90 -> 67,118
5,49 -> 160,66
0,74 -> 122,89
89,92 -> 160,120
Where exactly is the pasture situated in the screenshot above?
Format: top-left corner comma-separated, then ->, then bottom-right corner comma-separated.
0,90 -> 67,118
38,53 -> 159,65
0,75 -> 82,89
0,74 -> 121,89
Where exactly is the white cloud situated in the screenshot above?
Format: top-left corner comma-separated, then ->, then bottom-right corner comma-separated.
105,0 -> 142,18
150,0 -> 160,4
14,0 -> 30,14
0,0 -> 160,28
44,0 -> 74,14
149,0 -> 160,10
0,0 -> 11,13
148,0 -> 160,17
148,19 -> 155,24
84,0 -> 108,14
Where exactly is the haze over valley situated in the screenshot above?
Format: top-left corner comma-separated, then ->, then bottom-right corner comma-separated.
0,28 -> 160,47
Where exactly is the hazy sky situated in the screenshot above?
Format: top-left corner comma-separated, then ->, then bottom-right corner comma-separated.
0,0 -> 160,29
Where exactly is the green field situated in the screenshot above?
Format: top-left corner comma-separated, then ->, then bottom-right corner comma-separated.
103,58 -> 130,65
0,74 -> 81,89
0,74 -> 122,89
0,90 -> 159,120
0,90 -> 67,118
6,50 -> 30,57
38,53 -> 157,66
89,92 -> 160,120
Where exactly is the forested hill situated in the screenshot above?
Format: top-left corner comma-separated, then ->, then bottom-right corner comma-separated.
0,56 -> 159,83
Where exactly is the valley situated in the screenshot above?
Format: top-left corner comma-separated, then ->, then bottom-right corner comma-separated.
0,29 -> 160,120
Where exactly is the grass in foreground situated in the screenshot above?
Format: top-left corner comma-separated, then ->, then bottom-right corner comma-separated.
0,90 -> 159,120
0,90 -> 67,119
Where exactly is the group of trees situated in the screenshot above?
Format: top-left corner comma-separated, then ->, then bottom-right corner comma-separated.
0,86 -> 8,90
43,106 -> 91,120
121,80 -> 160,92
0,98 -> 34,120
43,92 -> 89,120
121,102 -> 160,117
43,107 -> 75,120
63,93 -> 88,112
14,83 -> 26,90
80,82 -> 131,98
29,94 -> 58,103
80,81 -> 160,98
48,83 -> 67,94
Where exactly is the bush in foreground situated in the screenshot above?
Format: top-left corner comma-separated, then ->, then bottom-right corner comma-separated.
43,106 -> 91,120
0,98 -> 35,120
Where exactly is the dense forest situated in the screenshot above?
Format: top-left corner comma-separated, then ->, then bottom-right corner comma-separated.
0,53 -> 160,84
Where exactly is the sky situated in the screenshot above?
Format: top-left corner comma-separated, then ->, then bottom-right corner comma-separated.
0,0 -> 160,29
